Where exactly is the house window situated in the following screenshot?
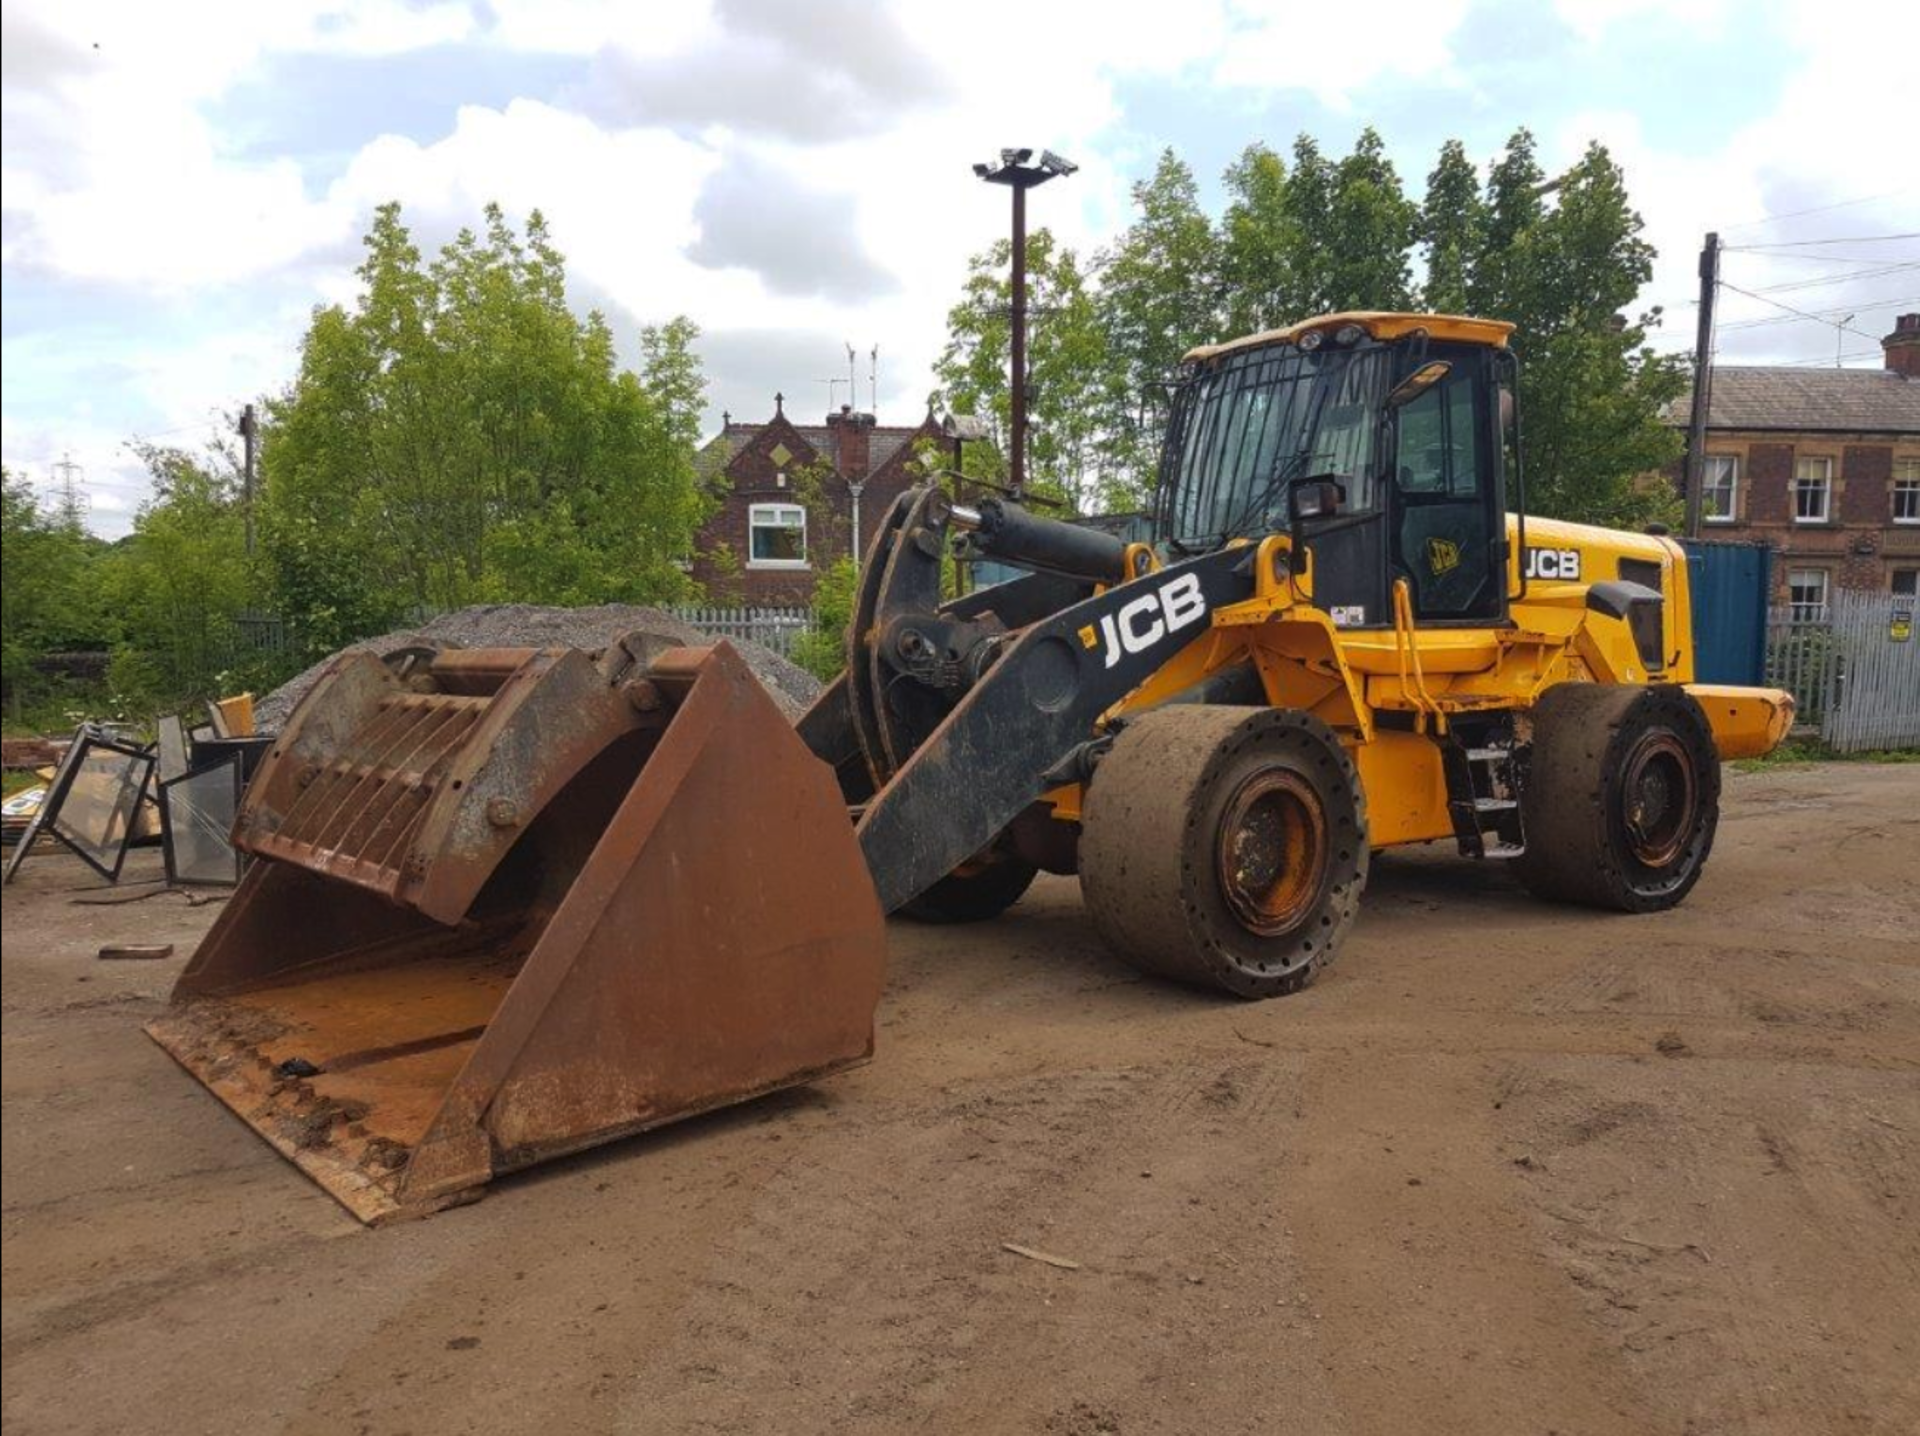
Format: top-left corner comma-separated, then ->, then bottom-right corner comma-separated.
748,503 -> 807,568
1702,454 -> 1738,523
1787,567 -> 1829,623
1894,460 -> 1920,524
1893,568 -> 1918,599
1793,457 -> 1831,523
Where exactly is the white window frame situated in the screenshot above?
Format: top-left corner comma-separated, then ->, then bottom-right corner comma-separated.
1702,453 -> 1738,524
1792,456 -> 1832,524
1786,566 -> 1830,623
747,502 -> 808,570
1893,460 -> 1920,525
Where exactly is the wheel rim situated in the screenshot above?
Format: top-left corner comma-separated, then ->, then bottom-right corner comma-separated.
1621,729 -> 1697,867
1216,770 -> 1330,937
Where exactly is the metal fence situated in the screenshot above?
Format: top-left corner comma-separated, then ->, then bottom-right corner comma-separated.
667,605 -> 814,659
1766,592 -> 1919,752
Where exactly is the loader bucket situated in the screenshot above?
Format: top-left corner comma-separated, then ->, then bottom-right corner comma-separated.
147,638 -> 886,1224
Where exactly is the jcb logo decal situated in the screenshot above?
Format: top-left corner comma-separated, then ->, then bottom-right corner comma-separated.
1427,536 -> 1461,576
1523,546 -> 1582,581
1095,573 -> 1208,670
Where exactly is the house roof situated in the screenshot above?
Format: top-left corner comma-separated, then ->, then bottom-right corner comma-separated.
1672,365 -> 1919,435
696,415 -> 930,483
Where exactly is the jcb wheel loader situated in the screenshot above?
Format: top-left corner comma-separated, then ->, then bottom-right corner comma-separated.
151,312 -> 1793,1221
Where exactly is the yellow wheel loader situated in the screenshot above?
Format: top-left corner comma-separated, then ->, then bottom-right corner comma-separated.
151,312 -> 1793,1221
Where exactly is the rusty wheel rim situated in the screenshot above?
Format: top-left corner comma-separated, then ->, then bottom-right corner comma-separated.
1217,770 -> 1330,937
1622,730 -> 1696,867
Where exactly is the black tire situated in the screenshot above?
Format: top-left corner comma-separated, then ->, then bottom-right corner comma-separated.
1078,707 -> 1369,999
898,854 -> 1038,924
1515,683 -> 1720,913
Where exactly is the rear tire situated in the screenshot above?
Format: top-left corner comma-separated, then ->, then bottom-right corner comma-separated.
898,854 -> 1038,924
1079,707 -> 1369,999
1515,683 -> 1720,912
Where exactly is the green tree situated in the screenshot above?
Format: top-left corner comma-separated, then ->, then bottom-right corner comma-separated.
1,468 -> 109,719
1219,142 -> 1301,336
933,227 -> 1114,511
1419,139 -> 1486,314
103,443 -> 260,705
1096,149 -> 1220,503
1320,128 -> 1419,311
1473,136 -> 1686,526
261,202 -> 710,659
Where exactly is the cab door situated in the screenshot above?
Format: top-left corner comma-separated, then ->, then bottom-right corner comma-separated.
1388,349 -> 1506,624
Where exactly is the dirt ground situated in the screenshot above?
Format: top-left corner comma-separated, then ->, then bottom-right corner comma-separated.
4,761 -> 1917,1436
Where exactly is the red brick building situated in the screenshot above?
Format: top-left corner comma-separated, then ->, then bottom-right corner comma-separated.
1678,313 -> 1920,619
691,395 -> 943,604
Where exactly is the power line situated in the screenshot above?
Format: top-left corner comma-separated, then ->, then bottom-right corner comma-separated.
1719,188 -> 1914,232
1727,232 -> 1920,250
1731,261 -> 1919,297
1717,281 -> 1887,344
1773,349 -> 1884,367
1718,294 -> 1920,332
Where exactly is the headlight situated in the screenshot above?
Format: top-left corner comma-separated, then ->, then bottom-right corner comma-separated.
1298,328 -> 1325,352
1333,323 -> 1365,347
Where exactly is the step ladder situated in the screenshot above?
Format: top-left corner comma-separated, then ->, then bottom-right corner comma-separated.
1441,733 -> 1527,860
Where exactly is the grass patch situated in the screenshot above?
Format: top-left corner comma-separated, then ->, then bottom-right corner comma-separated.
1732,737 -> 1920,772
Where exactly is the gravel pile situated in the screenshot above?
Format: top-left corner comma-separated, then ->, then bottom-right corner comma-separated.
255,604 -> 821,731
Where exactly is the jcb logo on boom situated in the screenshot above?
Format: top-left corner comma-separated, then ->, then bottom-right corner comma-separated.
1089,573 -> 1209,669
1523,546 -> 1583,581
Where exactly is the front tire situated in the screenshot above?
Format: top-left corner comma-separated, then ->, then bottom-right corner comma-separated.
1515,684 -> 1720,912
898,854 -> 1038,924
1078,707 -> 1369,999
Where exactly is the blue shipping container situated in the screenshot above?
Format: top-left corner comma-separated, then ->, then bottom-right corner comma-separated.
1682,540 -> 1772,685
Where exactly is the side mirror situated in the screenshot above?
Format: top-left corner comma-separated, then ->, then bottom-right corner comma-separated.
1384,360 -> 1452,410
1289,478 -> 1345,523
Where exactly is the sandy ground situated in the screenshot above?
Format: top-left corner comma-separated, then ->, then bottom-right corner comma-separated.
4,762 -> 1917,1436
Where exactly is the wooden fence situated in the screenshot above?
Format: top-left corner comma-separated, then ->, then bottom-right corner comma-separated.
1766,592 -> 1919,752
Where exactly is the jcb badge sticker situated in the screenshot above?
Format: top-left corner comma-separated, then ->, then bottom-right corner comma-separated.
1093,573 -> 1208,668
1427,536 -> 1461,575
1523,546 -> 1582,581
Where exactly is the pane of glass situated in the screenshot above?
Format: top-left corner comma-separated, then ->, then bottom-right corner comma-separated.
157,715 -> 189,782
50,741 -> 153,877
1396,387 -> 1447,494
163,758 -> 243,886
751,520 -> 804,562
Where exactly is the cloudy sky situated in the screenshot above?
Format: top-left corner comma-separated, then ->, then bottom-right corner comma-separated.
3,0 -> 1915,537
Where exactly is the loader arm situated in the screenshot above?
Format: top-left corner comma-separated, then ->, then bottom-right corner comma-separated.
813,486 -> 1255,913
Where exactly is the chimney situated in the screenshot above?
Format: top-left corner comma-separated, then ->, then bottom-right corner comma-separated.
1886,313 -> 1920,377
827,403 -> 874,482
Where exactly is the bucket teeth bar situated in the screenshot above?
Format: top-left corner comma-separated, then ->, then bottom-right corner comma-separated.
149,639 -> 886,1224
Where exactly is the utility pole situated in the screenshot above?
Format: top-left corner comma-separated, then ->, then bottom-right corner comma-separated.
1682,231 -> 1720,539
50,452 -> 87,531
973,149 -> 1076,501
238,403 -> 258,555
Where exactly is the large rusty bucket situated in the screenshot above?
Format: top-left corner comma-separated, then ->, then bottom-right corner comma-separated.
147,638 -> 885,1224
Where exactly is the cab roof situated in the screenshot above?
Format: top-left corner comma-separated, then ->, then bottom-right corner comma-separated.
1183,312 -> 1516,364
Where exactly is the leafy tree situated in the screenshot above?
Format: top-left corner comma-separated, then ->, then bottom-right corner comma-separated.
1220,143 -> 1300,336
2,469 -> 110,719
1472,136 -> 1686,526
261,202 -> 710,659
791,557 -> 858,681
934,227 -> 1114,512
103,443 -> 261,705
1095,150 -> 1220,502
1419,139 -> 1486,314
1320,129 -> 1419,311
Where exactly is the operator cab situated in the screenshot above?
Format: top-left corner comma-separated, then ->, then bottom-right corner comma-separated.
1161,313 -> 1518,630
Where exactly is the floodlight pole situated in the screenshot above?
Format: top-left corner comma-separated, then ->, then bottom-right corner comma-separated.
975,150 -> 1074,502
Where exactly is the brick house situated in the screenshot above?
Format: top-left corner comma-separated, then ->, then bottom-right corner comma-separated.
691,395 -> 943,605
1677,313 -> 1920,619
